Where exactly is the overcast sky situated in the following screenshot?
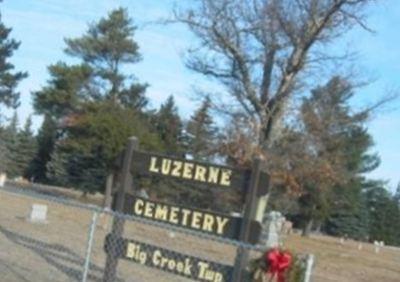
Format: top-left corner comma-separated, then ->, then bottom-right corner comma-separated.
1,0 -> 399,191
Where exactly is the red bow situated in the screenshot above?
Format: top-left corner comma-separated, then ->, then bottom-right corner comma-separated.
265,249 -> 292,282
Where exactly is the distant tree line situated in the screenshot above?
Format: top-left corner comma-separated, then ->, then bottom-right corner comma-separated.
0,4 -> 399,246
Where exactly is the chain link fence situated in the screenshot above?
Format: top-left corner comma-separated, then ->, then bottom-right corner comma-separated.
0,182 -> 269,282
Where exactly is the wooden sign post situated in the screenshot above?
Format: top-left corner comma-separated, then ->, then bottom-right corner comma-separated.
232,158 -> 265,282
103,137 -> 138,282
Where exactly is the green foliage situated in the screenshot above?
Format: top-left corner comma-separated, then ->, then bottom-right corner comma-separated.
288,77 -> 380,236
248,251 -> 306,282
364,181 -> 400,246
47,101 -> 162,193
15,116 -> 37,178
30,115 -> 57,183
326,184 -> 370,241
153,95 -> 185,156
0,13 -> 27,109
186,96 -> 217,161
33,63 -> 93,118
0,113 -> 36,178
32,8 -> 153,193
64,7 -> 147,105
2,112 -> 19,177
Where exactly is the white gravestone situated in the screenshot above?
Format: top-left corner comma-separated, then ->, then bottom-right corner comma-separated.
0,173 -> 6,187
263,211 -> 286,248
29,204 -> 48,223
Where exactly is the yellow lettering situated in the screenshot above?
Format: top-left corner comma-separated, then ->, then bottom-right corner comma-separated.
149,157 -> 159,173
169,207 -> 179,224
194,165 -> 207,182
191,211 -> 202,229
126,243 -> 147,264
134,199 -> 145,215
160,257 -> 169,268
176,261 -> 184,273
181,209 -> 192,226
152,250 -> 162,266
182,163 -> 194,179
220,169 -> 232,186
171,161 -> 183,177
208,167 -> 220,184
197,261 -> 209,279
154,204 -> 169,221
126,243 -> 136,259
161,159 -> 172,175
168,259 -> 176,270
202,214 -> 215,232
144,202 -> 154,218
216,217 -> 229,235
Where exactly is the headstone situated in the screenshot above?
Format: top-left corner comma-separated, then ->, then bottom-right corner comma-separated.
29,204 -> 48,223
261,211 -> 285,248
374,240 -> 380,253
0,173 -> 6,187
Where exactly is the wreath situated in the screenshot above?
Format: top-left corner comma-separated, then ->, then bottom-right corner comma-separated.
249,248 -> 305,282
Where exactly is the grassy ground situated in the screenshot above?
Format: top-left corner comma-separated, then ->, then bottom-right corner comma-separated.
0,186 -> 399,282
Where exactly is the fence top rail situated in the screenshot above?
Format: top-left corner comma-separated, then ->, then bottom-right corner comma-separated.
0,183 -> 266,252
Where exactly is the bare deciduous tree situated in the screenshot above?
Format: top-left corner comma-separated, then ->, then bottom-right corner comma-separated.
174,0 -> 376,152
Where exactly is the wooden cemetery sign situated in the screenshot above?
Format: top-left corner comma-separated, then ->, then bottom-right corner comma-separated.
130,151 -> 250,190
118,194 -> 261,243
104,234 -> 233,282
103,137 -> 269,282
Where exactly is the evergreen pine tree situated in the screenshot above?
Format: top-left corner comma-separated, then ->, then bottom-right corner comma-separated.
3,112 -> 19,177
365,182 -> 400,246
32,8 -> 156,193
186,97 -> 217,161
154,95 -> 184,156
326,183 -> 370,240
0,12 -> 27,109
64,7 -> 147,107
30,115 -> 57,183
46,142 -> 70,187
15,116 -> 37,178
46,102 -> 162,193
394,182 -> 400,205
294,77 -> 380,236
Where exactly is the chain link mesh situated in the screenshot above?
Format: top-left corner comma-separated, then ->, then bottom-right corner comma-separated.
0,183 -> 265,282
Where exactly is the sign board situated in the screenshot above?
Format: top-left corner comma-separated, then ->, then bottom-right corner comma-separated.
104,235 -> 233,282
119,195 -> 261,243
130,151 -> 250,190
103,138 -> 269,282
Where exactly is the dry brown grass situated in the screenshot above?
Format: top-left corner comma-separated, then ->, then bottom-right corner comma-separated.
0,187 -> 399,282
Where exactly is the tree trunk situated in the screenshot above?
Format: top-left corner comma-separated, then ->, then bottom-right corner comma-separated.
302,218 -> 314,237
315,221 -> 322,234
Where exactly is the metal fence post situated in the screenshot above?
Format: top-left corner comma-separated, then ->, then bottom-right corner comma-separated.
304,254 -> 315,282
82,211 -> 99,282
